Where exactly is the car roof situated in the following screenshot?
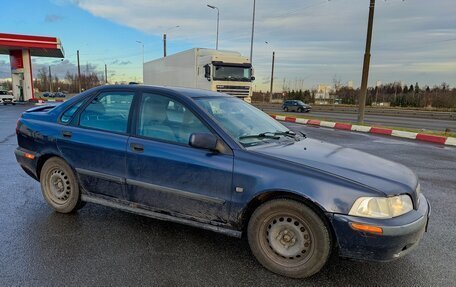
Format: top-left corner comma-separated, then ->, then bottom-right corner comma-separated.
98,84 -> 233,99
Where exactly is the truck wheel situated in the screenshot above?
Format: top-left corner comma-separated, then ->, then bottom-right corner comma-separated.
248,199 -> 331,278
40,157 -> 82,213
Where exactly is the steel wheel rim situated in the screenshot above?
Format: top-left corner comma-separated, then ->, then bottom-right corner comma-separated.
260,213 -> 315,267
46,168 -> 72,205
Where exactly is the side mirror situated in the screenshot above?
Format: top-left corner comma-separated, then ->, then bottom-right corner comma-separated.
204,64 -> 211,80
189,132 -> 218,151
250,76 -> 255,81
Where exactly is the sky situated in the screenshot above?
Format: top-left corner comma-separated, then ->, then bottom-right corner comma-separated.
0,0 -> 455,91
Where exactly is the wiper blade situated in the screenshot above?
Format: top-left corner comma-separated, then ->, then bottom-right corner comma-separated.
273,130 -> 297,138
239,132 -> 281,140
239,130 -> 298,140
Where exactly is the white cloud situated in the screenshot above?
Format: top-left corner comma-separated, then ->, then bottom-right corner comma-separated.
72,0 -> 456,89
2,0 -> 455,89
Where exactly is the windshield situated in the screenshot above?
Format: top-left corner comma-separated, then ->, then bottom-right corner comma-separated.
213,65 -> 252,82
195,97 -> 291,147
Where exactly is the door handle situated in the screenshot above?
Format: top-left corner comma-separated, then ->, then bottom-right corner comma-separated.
62,131 -> 72,138
130,143 -> 144,152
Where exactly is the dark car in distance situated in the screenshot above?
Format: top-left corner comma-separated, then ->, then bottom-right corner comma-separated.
15,85 -> 429,278
282,100 -> 311,112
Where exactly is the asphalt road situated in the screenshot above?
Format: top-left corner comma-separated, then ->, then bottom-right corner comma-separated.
1,105 -> 455,286
260,107 -> 456,132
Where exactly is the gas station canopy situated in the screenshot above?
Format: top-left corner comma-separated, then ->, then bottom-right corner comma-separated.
0,32 -> 65,101
0,33 -> 64,58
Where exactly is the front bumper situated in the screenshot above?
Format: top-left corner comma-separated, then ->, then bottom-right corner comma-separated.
330,194 -> 430,262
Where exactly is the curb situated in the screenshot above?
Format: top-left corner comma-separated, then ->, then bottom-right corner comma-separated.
270,114 -> 456,147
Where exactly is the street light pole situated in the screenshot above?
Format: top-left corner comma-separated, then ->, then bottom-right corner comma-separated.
250,0 -> 256,63
357,0 -> 376,124
207,4 -> 219,50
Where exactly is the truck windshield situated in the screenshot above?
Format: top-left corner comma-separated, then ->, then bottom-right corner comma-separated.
195,97 -> 292,147
213,65 -> 252,82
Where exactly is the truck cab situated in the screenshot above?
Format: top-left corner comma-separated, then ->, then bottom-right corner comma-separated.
198,52 -> 254,102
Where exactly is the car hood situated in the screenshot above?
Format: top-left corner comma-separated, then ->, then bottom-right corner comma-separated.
250,138 -> 418,196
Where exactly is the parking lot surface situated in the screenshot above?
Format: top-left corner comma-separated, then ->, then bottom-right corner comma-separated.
1,105 -> 455,286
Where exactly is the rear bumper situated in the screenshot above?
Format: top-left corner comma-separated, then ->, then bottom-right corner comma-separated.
330,194 -> 430,262
15,147 -> 39,180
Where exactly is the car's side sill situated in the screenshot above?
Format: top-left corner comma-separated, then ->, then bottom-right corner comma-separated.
76,168 -> 124,184
126,178 -> 225,205
80,194 -> 242,238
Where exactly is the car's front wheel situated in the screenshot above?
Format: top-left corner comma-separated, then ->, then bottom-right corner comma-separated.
248,199 -> 331,278
40,157 -> 82,213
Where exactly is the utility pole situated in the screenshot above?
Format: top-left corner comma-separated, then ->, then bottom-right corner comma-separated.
270,51 -> 275,100
48,66 -> 52,93
163,34 -> 167,57
250,0 -> 256,63
357,0 -> 376,124
77,50 -> 81,93
105,64 -> 108,84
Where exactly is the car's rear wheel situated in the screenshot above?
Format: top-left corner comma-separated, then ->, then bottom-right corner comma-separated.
40,157 -> 82,213
248,199 -> 331,278
284,107 -> 289,112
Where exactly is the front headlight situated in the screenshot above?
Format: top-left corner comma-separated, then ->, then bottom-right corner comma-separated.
349,195 -> 413,219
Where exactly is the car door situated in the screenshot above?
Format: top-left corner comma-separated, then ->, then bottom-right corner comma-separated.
57,90 -> 135,199
292,101 -> 298,111
126,92 -> 234,223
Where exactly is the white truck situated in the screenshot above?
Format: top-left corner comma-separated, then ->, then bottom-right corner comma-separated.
143,48 -> 254,102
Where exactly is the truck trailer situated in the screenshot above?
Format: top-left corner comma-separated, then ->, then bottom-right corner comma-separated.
143,48 -> 254,102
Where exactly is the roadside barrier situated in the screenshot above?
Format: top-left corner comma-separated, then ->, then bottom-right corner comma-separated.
271,114 -> 456,147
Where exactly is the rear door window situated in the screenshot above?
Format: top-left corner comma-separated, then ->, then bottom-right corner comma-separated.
79,92 -> 134,133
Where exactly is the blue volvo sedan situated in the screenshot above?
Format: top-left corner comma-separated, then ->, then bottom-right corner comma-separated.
15,85 -> 429,278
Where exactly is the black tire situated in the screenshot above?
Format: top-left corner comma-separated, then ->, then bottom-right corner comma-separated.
298,107 -> 303,113
248,199 -> 331,278
40,157 -> 82,213
284,107 -> 289,112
